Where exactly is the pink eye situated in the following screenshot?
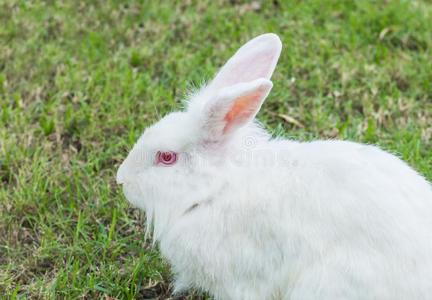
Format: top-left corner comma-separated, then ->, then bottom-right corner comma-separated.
155,151 -> 177,166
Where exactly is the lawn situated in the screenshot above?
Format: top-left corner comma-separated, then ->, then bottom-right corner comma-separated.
0,0 -> 431,299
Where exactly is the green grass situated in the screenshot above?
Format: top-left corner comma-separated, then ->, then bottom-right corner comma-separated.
1,0 -> 431,298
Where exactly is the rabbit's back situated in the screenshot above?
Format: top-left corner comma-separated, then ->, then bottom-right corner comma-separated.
271,139 -> 432,254
265,139 -> 432,299
280,139 -> 432,221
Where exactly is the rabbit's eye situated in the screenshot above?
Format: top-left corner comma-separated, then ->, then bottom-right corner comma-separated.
155,151 -> 177,166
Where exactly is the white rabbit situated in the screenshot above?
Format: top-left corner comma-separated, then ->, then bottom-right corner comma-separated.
116,33 -> 432,300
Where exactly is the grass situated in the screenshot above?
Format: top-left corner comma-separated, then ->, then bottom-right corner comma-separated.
0,0 -> 431,298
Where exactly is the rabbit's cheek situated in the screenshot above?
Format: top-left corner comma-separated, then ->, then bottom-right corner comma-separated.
139,168 -> 178,195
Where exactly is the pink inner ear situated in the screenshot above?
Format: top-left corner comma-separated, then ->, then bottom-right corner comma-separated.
213,52 -> 275,90
223,88 -> 264,134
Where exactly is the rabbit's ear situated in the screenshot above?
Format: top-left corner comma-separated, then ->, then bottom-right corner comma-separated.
209,33 -> 282,90
203,78 -> 272,139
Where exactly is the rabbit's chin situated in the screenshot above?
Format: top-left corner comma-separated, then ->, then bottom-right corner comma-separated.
121,180 -> 206,242
122,183 -> 146,210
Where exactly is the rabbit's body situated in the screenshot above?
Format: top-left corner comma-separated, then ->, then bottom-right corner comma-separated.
117,34 -> 432,299
158,126 -> 432,300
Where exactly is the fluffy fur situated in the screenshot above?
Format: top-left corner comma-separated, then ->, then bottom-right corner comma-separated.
117,33 -> 432,300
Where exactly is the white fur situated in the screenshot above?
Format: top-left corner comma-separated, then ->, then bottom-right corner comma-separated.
117,33 -> 432,300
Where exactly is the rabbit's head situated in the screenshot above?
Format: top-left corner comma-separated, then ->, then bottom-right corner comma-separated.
117,33 -> 282,238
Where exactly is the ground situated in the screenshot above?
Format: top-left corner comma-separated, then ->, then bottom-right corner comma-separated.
0,0 -> 431,299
